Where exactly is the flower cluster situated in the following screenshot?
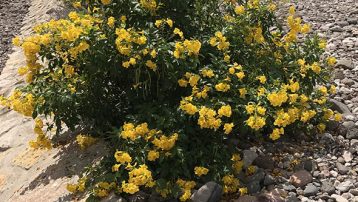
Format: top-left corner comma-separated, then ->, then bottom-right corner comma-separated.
3,0 -> 342,200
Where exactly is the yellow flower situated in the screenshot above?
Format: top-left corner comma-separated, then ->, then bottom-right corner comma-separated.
236,72 -> 245,80
327,57 -> 336,66
257,76 -> 266,84
289,6 -> 295,15
155,20 -> 162,28
317,123 -> 326,133
218,105 -> 232,117
239,88 -> 247,98
150,49 -> 157,58
72,1 -> 81,8
12,36 -> 21,46
101,0 -> 111,5
310,62 -> 321,74
107,16 -> 116,28
269,128 -> 284,140
194,166 -> 209,177
66,184 -> 78,193
146,60 -> 157,71
301,24 -> 311,34
245,104 -> 255,114
334,113 -> 342,121
215,83 -> 230,92
319,39 -> 326,49
76,134 -> 97,150
201,68 -> 215,78
246,116 -> 266,130
178,79 -> 188,87
166,19 -> 173,27
174,28 -> 184,39
147,150 -> 160,161
112,164 -> 120,172
267,91 -> 288,107
180,101 -> 198,115
235,5 -> 245,15
257,106 -> 266,116
122,181 -> 139,194
330,85 -> 336,94
224,123 -> 234,134
114,151 -> 132,164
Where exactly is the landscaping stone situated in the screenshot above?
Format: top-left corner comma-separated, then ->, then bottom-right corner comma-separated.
190,181 -> 222,202
321,181 -> 335,195
304,184 -> 319,196
289,170 -> 313,187
242,150 -> 258,168
336,181 -> 354,193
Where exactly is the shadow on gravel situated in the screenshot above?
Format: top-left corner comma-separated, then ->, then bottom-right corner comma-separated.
19,139 -> 109,195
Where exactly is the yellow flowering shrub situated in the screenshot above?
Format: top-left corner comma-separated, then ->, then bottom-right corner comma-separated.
2,0 -> 342,200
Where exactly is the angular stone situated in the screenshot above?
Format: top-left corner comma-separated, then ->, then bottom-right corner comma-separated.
289,170 -> 313,187
191,181 -> 222,202
336,181 -> 354,193
101,193 -> 127,202
12,148 -> 46,170
336,59 -> 354,70
346,128 -> 358,139
253,155 -> 274,170
304,184 -> 319,196
243,150 -> 258,168
234,195 -> 259,202
329,99 -> 352,115
342,150 -> 353,162
331,194 -> 349,202
128,191 -> 148,202
258,189 -> 286,202
336,162 -> 349,175
321,181 -> 335,195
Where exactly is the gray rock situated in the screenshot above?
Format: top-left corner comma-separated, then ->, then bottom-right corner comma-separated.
304,184 -> 319,196
283,184 -> 296,192
329,99 -> 352,115
289,170 -> 313,187
321,181 -> 336,195
263,175 -> 275,186
341,78 -> 355,86
343,121 -> 356,129
347,128 -> 358,139
247,181 -> 261,194
337,162 -> 350,175
333,69 -> 345,80
191,181 -> 222,202
336,59 -> 354,70
243,150 -> 258,168
128,191 -> 148,202
331,194 -> 349,202
350,189 -> 358,196
320,133 -> 335,144
101,193 -> 128,202
336,181 -> 354,193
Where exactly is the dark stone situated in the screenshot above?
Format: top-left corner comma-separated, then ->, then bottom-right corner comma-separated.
253,155 -> 274,170
190,181 -> 222,202
233,195 -> 259,202
289,170 -> 313,187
